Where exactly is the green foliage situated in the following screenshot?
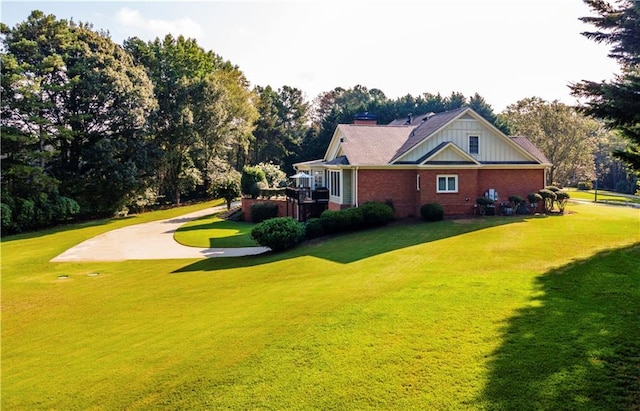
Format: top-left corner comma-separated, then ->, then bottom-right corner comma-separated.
2,11 -> 157,219
572,0 -> 640,172
420,203 -> 444,222
555,191 -> 571,212
476,197 -> 495,206
250,217 -> 304,251
212,169 -> 242,209
545,185 -> 561,192
577,181 -> 593,190
538,189 -> 558,211
256,162 -> 287,188
320,208 -> 360,233
527,192 -> 543,204
304,218 -> 324,239
241,166 -> 267,198
508,195 -> 523,205
501,98 -> 600,186
250,201 -> 279,223
359,201 -> 395,226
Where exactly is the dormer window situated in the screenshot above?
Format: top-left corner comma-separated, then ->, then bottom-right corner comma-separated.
469,135 -> 479,154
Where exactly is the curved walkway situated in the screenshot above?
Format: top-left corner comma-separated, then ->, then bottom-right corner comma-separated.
50,204 -> 270,262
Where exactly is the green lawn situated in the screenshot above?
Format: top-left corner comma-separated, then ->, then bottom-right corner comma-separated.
567,187 -> 640,204
2,202 -> 639,409
174,214 -> 258,248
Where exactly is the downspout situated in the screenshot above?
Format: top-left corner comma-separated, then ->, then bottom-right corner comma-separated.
354,167 -> 359,207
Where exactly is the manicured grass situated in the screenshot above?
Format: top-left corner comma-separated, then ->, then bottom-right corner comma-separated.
2,202 -> 639,409
567,187 -> 640,204
174,214 -> 258,248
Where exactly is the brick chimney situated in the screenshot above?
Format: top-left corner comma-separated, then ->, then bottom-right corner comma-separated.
353,112 -> 377,125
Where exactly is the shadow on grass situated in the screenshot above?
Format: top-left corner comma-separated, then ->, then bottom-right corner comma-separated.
477,244 -> 640,410
172,214 -> 540,273
0,217 -> 124,243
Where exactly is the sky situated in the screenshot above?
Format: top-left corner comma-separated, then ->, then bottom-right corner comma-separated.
0,0 -> 621,112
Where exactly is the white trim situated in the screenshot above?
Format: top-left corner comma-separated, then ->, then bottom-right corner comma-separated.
468,134 -> 480,155
418,142 -> 480,165
436,174 -> 458,193
416,174 -> 421,191
329,169 -> 342,202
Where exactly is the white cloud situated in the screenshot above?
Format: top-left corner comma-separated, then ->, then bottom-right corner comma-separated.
116,7 -> 204,40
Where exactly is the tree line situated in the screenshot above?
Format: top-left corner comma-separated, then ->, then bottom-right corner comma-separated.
2,4 -> 638,234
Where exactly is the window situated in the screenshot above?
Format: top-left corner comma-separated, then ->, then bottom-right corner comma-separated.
314,171 -> 323,188
329,170 -> 341,197
469,135 -> 479,154
437,175 -> 458,193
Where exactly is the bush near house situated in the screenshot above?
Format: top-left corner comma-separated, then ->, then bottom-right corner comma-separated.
304,218 -> 324,239
538,189 -> 557,211
250,202 -> 279,223
360,201 -> 395,226
475,197 -> 495,216
555,191 -> 571,212
250,217 -> 305,251
420,203 -> 444,222
320,202 -> 396,234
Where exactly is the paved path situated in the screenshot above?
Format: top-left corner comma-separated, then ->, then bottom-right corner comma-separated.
50,204 -> 270,262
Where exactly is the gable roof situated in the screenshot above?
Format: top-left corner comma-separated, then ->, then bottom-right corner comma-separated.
415,141 -> 481,165
329,124 -> 413,166
390,107 -> 468,162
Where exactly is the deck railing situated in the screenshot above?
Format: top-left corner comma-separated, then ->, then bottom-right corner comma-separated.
285,187 -> 329,203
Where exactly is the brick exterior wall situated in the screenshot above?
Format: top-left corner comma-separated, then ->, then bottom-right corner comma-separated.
241,198 -> 288,222
355,167 -> 546,218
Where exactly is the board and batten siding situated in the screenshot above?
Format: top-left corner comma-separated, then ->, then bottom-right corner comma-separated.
399,119 -> 532,163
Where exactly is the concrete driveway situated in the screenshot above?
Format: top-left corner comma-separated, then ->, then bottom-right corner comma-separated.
50,205 -> 270,262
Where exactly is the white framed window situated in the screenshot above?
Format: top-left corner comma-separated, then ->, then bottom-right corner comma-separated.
416,174 -> 421,191
469,135 -> 479,155
437,174 -> 458,193
313,171 -> 323,188
329,170 -> 341,197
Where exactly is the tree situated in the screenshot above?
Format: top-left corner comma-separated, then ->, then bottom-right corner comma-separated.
124,35 -> 256,204
211,169 -> 241,210
500,98 -> 600,185
250,85 -> 309,172
571,0 -> 640,172
1,11 -> 157,220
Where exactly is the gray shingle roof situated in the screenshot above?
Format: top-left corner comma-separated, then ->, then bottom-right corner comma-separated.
335,124 -> 413,165
509,136 -> 551,164
390,107 -> 468,162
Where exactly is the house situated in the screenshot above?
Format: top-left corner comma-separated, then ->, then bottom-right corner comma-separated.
290,107 -> 551,219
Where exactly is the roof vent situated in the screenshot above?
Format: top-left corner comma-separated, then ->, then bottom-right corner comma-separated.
422,112 -> 435,122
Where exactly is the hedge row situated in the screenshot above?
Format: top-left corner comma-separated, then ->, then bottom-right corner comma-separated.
250,201 -> 395,251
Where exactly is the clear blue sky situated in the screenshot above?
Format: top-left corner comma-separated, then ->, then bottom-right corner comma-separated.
0,0 -> 620,112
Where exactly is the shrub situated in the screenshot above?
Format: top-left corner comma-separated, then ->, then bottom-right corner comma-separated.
555,191 -> 570,212
319,207 -> 364,233
577,181 -> 593,190
320,210 -> 339,233
508,195 -> 523,210
250,201 -> 279,223
241,166 -> 266,198
1,202 -> 13,233
420,203 -> 444,222
360,201 -> 395,226
527,192 -> 543,213
545,185 -> 561,193
304,218 -> 324,239
538,188 -> 557,211
251,217 -> 305,251
475,197 -> 494,216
